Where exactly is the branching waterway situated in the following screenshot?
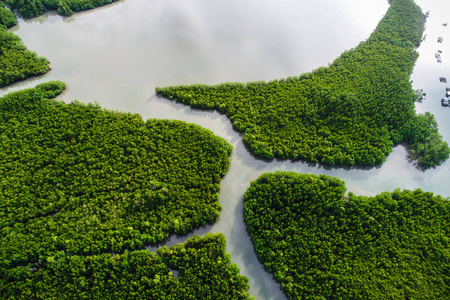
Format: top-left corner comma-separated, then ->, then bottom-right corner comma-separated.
1,0 -> 449,299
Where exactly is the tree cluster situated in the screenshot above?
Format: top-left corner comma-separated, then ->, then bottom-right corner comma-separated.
0,3 -> 16,27
2,233 -> 252,299
0,82 -> 234,284
244,171 -> 450,299
1,0 -> 119,18
0,25 -> 49,87
156,0 -> 449,169
402,112 -> 450,169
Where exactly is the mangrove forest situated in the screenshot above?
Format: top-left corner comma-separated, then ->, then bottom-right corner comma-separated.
0,82 -> 253,298
2,233 -> 252,299
244,171 -> 450,299
1,0 -> 450,298
1,0 -> 120,18
156,0 -> 450,169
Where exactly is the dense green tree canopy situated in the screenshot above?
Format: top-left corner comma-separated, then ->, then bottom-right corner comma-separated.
0,4 -> 16,27
0,82 -> 233,277
0,25 -> 49,87
2,233 -> 252,299
1,0 -> 119,18
156,0 -> 449,169
244,172 -> 450,299
0,4 -> 251,296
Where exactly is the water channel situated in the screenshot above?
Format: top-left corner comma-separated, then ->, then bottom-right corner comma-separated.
1,0 -> 449,298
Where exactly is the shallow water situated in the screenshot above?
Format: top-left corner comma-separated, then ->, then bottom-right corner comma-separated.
1,0 -> 449,299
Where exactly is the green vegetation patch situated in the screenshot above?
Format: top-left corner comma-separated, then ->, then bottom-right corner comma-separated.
0,25 -> 49,87
0,82 -> 233,273
2,233 -> 252,299
0,4 -> 16,28
156,0 -> 449,169
244,171 -> 450,299
2,0 -> 119,18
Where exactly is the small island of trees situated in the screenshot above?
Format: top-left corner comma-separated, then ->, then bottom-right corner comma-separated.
156,0 -> 450,169
244,171 -> 450,299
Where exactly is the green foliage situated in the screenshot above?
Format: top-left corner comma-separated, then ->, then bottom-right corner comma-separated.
1,233 -> 252,299
403,112 -> 450,169
0,4 -> 16,28
0,25 -> 49,87
2,0 -> 119,18
156,0 -> 449,169
0,82 -> 233,275
244,171 -> 450,299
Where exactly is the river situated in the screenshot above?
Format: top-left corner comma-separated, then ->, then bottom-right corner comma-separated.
1,0 -> 449,299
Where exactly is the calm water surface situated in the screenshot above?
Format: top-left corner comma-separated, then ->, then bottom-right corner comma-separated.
1,0 -> 449,299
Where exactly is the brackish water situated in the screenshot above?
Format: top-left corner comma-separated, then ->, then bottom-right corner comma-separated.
1,0 -> 449,299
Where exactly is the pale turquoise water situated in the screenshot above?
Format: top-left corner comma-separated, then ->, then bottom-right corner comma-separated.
2,0 -> 449,299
